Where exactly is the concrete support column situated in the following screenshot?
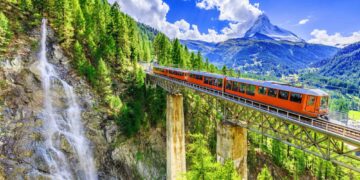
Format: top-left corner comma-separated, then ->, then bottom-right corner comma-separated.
217,121 -> 247,180
166,94 -> 186,180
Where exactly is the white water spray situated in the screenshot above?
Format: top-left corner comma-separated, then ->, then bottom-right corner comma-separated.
37,19 -> 97,180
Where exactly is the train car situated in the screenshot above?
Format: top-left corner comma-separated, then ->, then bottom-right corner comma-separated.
152,65 -> 329,118
164,67 -> 188,81
224,77 -> 329,118
153,66 -> 168,76
187,71 -> 225,91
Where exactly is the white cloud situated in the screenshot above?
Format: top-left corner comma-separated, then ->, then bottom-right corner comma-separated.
298,18 -> 309,25
308,29 -> 360,47
196,0 -> 262,22
108,0 -> 262,42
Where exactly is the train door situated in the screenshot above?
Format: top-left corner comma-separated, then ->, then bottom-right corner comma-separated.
305,95 -> 316,113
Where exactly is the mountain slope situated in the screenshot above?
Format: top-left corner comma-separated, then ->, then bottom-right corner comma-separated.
181,38 -> 338,76
318,42 -> 360,82
181,14 -> 338,76
244,14 -> 303,42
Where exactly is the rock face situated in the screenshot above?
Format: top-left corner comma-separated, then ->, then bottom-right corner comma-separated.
0,24 -> 166,179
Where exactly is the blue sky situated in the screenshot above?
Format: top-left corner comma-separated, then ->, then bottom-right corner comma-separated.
109,0 -> 360,46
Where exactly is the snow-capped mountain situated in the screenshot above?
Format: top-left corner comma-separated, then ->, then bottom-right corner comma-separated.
180,14 -> 338,77
244,14 -> 303,42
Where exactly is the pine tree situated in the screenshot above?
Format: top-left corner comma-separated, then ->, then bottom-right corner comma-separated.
96,58 -> 113,98
222,65 -> 227,75
19,0 -> 33,11
186,134 -> 216,180
118,13 -> 131,59
195,51 -> 203,70
154,33 -> 171,65
172,38 -> 183,67
205,58 -> 209,71
257,165 -> 273,180
0,12 -> 12,50
72,0 -> 85,39
61,0 -> 74,48
271,139 -> 283,166
190,52 -> 196,69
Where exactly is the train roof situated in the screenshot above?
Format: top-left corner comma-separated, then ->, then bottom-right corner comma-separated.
155,66 -> 189,73
226,77 -> 328,96
188,70 -> 225,79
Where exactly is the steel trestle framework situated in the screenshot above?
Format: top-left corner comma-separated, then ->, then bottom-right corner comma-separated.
146,72 -> 360,172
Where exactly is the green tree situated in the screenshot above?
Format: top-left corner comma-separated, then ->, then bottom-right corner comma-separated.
96,58 -> 113,98
190,52 -> 196,69
19,0 -> 33,11
72,0 -> 85,39
154,33 -> 171,65
221,65 -> 227,75
172,38 -> 183,67
257,165 -> 273,180
0,12 -> 12,50
186,134 -> 216,180
271,139 -> 283,167
205,58 -> 209,71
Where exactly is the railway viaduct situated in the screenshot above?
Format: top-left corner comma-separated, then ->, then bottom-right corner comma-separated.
145,70 -> 360,180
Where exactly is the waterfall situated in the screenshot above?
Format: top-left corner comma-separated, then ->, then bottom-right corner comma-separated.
37,19 -> 98,180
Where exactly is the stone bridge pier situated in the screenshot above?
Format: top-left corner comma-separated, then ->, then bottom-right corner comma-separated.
217,121 -> 248,180
166,94 -> 186,180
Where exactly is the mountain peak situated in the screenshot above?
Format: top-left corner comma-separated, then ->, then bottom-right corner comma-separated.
244,14 -> 303,42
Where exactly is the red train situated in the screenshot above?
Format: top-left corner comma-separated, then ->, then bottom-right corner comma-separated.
153,66 -> 329,119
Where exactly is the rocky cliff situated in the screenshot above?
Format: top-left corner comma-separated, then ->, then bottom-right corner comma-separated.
0,22 -> 165,179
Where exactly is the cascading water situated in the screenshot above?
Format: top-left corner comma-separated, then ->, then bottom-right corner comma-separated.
37,19 -> 97,180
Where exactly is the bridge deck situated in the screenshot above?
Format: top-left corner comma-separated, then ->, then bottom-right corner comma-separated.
147,72 -> 360,146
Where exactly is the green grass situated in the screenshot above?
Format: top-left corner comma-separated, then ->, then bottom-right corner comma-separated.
349,110 -> 360,121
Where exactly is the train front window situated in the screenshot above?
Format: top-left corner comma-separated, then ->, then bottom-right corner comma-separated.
307,96 -> 315,106
268,88 -> 277,97
321,96 -> 328,109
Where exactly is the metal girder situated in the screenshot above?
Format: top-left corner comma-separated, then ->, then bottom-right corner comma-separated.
224,103 -> 360,172
146,73 -> 360,172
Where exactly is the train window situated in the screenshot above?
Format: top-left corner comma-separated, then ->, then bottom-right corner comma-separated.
233,82 -> 239,91
246,84 -> 255,96
204,77 -> 209,84
217,79 -> 223,87
290,93 -> 302,103
226,81 -> 232,90
279,90 -> 289,100
239,83 -> 246,93
196,75 -> 202,80
307,96 -> 315,106
258,86 -> 267,95
321,96 -> 328,109
268,88 -> 278,97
